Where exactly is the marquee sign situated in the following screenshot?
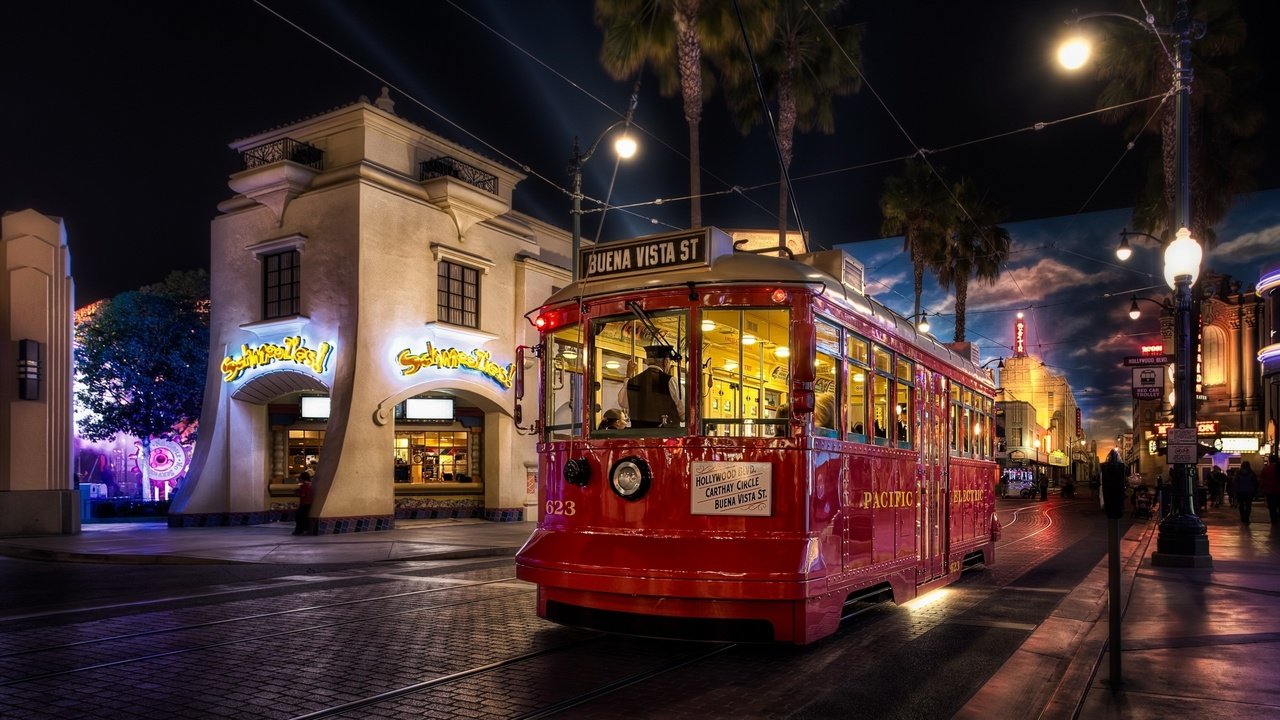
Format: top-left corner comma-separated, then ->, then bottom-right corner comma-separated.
398,342 -> 514,389
221,336 -> 334,382
1013,317 -> 1027,357
577,228 -> 725,282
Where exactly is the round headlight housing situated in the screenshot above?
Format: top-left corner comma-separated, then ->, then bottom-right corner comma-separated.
610,457 -> 651,500
564,457 -> 591,487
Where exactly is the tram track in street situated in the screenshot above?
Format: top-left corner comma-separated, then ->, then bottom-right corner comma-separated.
290,635 -> 735,720
0,578 -> 530,687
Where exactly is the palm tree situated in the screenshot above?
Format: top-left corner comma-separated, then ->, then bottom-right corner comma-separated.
934,180 -> 1011,343
879,158 -> 951,323
1089,0 -> 1262,244
596,0 -> 750,229
715,0 -> 864,248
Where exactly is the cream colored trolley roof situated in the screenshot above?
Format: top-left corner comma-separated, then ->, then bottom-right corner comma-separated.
544,227 -> 995,393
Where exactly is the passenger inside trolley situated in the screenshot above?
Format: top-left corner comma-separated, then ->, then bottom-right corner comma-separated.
619,345 -> 684,428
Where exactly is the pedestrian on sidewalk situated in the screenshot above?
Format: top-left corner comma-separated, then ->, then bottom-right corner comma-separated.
294,471 -> 314,535
1235,461 -> 1258,525
1260,454 -> 1280,524
1227,467 -> 1237,507
1209,466 -> 1227,508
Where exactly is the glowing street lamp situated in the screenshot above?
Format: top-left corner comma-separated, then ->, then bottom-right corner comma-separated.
570,121 -> 638,280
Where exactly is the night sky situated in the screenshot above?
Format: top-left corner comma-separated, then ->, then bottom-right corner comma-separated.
5,0 -> 1278,454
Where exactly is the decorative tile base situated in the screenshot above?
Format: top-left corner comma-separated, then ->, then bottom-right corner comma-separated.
315,515 -> 394,534
168,511 -> 285,527
395,507 -> 482,520
484,507 -> 524,522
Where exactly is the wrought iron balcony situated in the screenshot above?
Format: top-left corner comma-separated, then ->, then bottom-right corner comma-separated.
419,156 -> 498,195
239,138 -> 324,171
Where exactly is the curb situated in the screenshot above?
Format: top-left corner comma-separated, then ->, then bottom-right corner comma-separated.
955,517 -> 1159,720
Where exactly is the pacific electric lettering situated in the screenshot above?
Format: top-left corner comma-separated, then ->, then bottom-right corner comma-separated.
858,489 -> 984,509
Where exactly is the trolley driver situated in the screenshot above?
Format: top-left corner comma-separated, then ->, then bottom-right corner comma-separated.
619,345 -> 683,428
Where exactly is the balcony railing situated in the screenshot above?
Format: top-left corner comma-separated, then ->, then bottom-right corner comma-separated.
419,156 -> 498,195
239,138 -> 324,171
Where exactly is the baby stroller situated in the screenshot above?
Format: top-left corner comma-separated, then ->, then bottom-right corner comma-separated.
1132,486 -> 1154,519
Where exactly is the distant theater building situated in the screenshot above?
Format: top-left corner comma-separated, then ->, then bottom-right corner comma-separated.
996,315 -> 1084,486
169,90 -> 569,531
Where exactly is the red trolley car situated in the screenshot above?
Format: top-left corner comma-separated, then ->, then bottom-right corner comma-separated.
515,228 -> 999,645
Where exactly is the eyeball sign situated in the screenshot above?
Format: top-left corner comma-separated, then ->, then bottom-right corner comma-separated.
134,439 -> 190,481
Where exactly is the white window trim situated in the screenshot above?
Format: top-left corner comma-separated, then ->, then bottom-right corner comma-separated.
431,243 -> 494,275
248,233 -> 307,257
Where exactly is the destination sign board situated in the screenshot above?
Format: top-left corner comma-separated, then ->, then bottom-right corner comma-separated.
1124,354 -> 1175,366
578,228 -> 730,282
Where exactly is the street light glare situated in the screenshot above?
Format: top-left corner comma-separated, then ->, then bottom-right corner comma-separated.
1058,37 -> 1090,70
614,135 -> 637,159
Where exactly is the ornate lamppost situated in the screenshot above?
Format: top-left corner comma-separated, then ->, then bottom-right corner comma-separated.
1060,0 -> 1210,565
569,122 -> 637,280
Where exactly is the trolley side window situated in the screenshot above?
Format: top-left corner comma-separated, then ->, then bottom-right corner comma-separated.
894,357 -> 914,449
812,319 -> 841,437
870,344 -> 893,444
593,309 -> 689,436
701,308 -> 790,437
545,326 -> 584,440
846,333 -> 869,442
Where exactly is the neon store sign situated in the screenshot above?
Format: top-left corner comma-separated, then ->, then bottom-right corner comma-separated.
221,336 -> 334,382
1014,317 -> 1027,356
397,343 -> 514,389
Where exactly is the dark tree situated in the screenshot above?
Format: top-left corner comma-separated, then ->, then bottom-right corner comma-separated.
75,270 -> 209,496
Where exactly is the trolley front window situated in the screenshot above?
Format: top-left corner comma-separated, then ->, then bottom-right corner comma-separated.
592,309 -> 689,437
545,326 -> 584,440
700,308 -> 790,437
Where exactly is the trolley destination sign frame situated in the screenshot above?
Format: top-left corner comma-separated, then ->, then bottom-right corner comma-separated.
577,228 -> 733,282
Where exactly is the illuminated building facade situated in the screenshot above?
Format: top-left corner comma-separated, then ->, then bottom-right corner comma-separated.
169,91 -> 568,531
1260,260 -> 1280,457
1128,272 -> 1266,480
996,314 -> 1084,484
0,210 -> 76,535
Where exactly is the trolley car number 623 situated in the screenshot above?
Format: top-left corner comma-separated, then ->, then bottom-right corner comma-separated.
545,500 -> 576,516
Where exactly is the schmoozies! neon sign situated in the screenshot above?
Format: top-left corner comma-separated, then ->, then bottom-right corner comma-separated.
221,336 -> 334,382
397,343 -> 514,389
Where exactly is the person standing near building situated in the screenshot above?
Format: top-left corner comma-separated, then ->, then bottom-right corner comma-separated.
619,345 -> 683,428
294,471 -> 314,535
1259,454 -> 1280,524
1235,461 -> 1258,525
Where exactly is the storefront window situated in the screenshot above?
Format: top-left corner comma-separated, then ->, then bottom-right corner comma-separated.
394,430 -> 474,483
287,430 -> 324,478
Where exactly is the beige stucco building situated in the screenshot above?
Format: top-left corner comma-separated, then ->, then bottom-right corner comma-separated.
169,90 -> 569,532
0,210 -> 76,535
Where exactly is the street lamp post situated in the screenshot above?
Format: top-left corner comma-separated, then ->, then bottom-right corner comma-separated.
1062,0 -> 1209,566
569,121 -> 637,281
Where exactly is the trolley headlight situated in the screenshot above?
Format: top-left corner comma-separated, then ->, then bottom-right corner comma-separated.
610,457 -> 652,500
564,457 -> 591,487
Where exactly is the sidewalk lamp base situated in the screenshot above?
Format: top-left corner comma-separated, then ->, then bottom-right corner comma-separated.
1150,513 -> 1212,568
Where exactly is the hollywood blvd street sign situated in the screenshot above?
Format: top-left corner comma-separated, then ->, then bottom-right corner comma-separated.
1124,354 -> 1175,366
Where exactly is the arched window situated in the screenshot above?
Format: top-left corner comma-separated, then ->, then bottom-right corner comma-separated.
1202,325 -> 1226,386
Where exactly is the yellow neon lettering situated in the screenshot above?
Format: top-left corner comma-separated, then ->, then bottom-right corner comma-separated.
221,336 -> 334,382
